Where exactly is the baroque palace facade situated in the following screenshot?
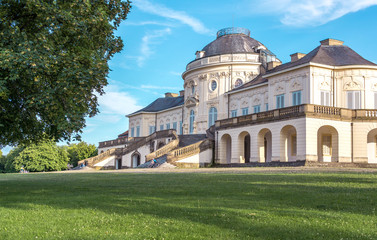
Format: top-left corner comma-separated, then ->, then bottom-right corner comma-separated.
85,27 -> 377,169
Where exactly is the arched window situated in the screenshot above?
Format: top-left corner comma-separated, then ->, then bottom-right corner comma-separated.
235,79 -> 243,88
208,107 -> 217,127
192,85 -> 195,95
189,110 -> 195,134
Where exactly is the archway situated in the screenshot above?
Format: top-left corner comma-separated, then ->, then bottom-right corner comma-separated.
280,125 -> 297,162
238,131 -> 251,163
367,129 -> 377,163
257,128 -> 272,162
220,134 -> 232,164
317,125 -> 339,162
115,158 -> 122,169
131,152 -> 141,168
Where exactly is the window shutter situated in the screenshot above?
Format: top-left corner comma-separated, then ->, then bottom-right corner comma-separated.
355,91 -> 360,109
298,91 -> 301,105
347,92 -> 353,109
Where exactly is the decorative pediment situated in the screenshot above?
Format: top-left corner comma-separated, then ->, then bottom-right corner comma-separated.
343,76 -> 361,90
319,78 -> 331,91
185,97 -> 199,107
209,72 -> 220,79
240,99 -> 249,108
275,82 -> 285,94
230,102 -> 238,110
253,97 -> 261,105
290,78 -> 302,91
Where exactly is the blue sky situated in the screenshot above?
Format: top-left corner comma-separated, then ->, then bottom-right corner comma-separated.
2,0 -> 377,154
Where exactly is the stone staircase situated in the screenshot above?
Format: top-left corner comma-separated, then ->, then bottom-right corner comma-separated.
78,148 -> 116,167
136,155 -> 168,168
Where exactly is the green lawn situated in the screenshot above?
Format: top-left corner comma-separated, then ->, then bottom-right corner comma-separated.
0,171 -> 376,239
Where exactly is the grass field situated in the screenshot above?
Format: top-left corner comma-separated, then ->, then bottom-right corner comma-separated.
0,171 -> 377,239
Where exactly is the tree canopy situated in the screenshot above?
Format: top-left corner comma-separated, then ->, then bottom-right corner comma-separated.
67,142 -> 97,167
6,140 -> 69,172
0,0 -> 131,146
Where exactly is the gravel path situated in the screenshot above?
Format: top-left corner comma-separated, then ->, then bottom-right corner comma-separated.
61,166 -> 377,174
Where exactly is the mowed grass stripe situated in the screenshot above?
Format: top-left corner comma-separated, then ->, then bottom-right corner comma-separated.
0,172 -> 376,239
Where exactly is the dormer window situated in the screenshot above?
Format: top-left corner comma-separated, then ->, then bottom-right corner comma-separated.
235,79 -> 243,88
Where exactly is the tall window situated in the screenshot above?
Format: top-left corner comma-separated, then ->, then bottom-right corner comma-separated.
291,135 -> 297,156
136,126 -> 140,137
253,105 -> 260,113
276,94 -> 285,109
166,123 -> 170,129
375,92 -> 377,109
149,126 -> 155,135
347,91 -> 361,109
192,86 -> 195,95
208,107 -> 218,127
292,91 -> 302,106
189,110 -> 195,134
242,107 -> 248,116
160,125 -> 164,131
179,121 -> 183,135
131,127 -> 135,137
265,103 -> 269,111
173,122 -> 177,131
231,110 -> 237,118
322,135 -> 332,156
321,91 -> 330,106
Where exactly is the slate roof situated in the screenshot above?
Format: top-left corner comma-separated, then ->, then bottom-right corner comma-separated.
267,44 -> 377,75
228,74 -> 268,93
201,33 -> 265,58
128,96 -> 184,116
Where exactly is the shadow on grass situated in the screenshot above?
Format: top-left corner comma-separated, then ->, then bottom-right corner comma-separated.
0,172 -> 377,239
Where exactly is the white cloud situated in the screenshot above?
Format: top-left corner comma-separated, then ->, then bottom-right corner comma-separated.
137,28 -> 172,67
98,87 -> 142,116
133,0 -> 211,34
257,0 -> 377,27
169,71 -> 182,76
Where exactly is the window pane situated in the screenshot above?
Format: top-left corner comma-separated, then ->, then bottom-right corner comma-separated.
355,91 -> 360,109
347,92 -> 353,109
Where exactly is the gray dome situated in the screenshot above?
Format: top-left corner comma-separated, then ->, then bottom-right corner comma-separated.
201,27 -> 265,57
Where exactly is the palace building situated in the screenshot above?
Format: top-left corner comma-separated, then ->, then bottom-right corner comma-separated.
81,27 -> 377,169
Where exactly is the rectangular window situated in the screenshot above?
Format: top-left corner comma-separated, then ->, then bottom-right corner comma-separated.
276,94 -> 285,109
242,108 -> 248,116
160,125 -> 164,131
231,110 -> 237,118
173,122 -> 177,131
291,135 -> 297,156
322,135 -> 332,156
131,127 -> 135,137
149,126 -> 155,135
374,92 -> 377,109
321,91 -> 331,106
253,105 -> 261,113
347,91 -> 361,109
166,123 -> 170,130
136,126 -> 140,137
265,103 -> 269,111
179,121 -> 183,135
292,91 -> 302,106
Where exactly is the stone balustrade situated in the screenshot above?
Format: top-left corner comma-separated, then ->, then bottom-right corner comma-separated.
78,148 -> 116,167
145,138 -> 179,161
186,53 -> 259,71
216,104 -> 377,129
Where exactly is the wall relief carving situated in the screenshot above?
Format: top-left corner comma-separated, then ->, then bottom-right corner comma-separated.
343,76 -> 362,90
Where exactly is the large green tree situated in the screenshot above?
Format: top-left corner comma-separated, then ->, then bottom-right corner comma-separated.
67,141 -> 97,167
6,140 -> 69,172
0,0 -> 131,146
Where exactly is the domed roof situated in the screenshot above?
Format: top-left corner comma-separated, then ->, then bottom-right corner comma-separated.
201,27 -> 265,57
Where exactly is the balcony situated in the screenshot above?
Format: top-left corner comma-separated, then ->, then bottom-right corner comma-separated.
216,104 -> 377,129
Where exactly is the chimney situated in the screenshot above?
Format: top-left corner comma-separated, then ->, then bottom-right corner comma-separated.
179,90 -> 184,97
195,51 -> 205,59
320,38 -> 344,46
290,53 -> 306,62
165,92 -> 178,98
267,61 -> 282,70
